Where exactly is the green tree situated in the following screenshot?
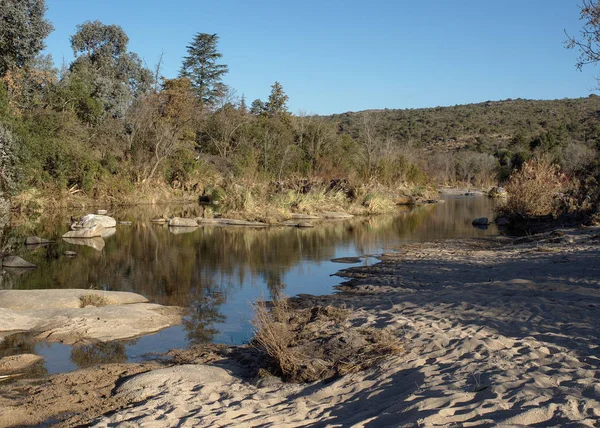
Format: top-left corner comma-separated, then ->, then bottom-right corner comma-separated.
66,20 -> 153,119
265,81 -> 289,117
250,98 -> 266,116
180,33 -> 228,107
0,0 -> 53,76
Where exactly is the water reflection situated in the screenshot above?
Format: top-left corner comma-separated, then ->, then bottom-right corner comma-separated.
0,196 -> 498,372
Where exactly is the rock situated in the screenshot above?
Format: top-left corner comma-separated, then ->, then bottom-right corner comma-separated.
97,209 -> 108,215
331,257 -> 361,263
472,217 -> 490,226
0,354 -> 43,374
322,211 -> 354,219
0,289 -> 149,311
2,256 -> 36,269
24,236 -> 54,246
495,217 -> 510,227
64,251 -> 77,257
280,220 -> 301,227
297,222 -> 315,228
63,225 -> 105,238
290,213 -> 320,220
168,217 -> 199,227
395,195 -> 415,205
151,217 -> 168,224
72,214 -> 116,229
63,237 -> 105,251
489,186 -> 508,198
116,365 -> 233,402
119,221 -> 132,225
218,219 -> 268,227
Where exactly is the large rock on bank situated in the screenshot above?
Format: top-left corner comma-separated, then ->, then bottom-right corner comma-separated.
0,289 -> 182,345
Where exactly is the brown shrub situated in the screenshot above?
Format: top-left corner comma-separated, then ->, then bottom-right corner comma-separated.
251,298 -> 403,382
503,159 -> 566,217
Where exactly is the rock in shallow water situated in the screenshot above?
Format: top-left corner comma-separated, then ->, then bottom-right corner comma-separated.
72,214 -> 116,229
2,256 -> 36,268
24,236 -> 54,245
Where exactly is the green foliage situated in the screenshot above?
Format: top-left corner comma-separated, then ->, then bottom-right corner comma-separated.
68,20 -> 153,118
180,33 -> 228,107
265,81 -> 289,117
0,0 -> 53,76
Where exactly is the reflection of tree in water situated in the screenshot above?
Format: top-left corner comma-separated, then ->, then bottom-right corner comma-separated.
183,288 -> 226,344
70,341 -> 128,368
8,198 -> 497,305
263,270 -> 285,300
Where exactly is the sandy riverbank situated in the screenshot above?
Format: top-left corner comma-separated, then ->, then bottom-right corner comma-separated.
1,226 -> 599,426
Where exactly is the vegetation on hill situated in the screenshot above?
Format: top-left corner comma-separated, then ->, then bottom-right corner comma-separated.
0,0 -> 599,222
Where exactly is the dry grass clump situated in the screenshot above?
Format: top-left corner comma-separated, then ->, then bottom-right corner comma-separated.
251,298 -> 403,382
79,293 -> 111,308
503,158 -> 566,217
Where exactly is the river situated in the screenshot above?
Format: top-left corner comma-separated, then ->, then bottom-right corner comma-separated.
0,194 -> 499,375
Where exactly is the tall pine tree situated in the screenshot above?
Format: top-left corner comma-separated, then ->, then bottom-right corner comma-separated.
180,33 -> 228,108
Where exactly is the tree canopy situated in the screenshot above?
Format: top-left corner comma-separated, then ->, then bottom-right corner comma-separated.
0,0 -> 53,76
180,33 -> 228,107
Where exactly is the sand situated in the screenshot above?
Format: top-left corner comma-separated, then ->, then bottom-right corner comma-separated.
1,226 -> 599,426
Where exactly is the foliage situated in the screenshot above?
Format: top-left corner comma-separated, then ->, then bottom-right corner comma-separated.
68,20 -> 153,119
503,159 -> 566,217
0,123 -> 18,195
180,33 -> 228,107
0,0 -> 53,76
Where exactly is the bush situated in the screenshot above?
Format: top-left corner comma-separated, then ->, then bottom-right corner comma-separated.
503,159 -> 566,217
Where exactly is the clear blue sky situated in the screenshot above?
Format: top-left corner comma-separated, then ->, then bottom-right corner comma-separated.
44,0 -> 597,115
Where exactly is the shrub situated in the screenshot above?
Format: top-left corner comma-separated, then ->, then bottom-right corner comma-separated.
503,159 -> 566,217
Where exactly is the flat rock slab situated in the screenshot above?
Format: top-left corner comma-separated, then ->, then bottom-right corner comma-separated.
290,213 -> 320,220
116,365 -> 234,402
322,211 -> 354,219
199,218 -> 269,227
2,256 -> 36,268
0,302 -> 182,345
331,257 -> 362,264
24,236 -> 54,246
0,354 -> 43,374
0,289 -> 148,310
168,217 -> 198,227
151,218 -> 168,224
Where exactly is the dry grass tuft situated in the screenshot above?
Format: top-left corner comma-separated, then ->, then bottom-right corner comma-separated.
251,298 -> 404,382
79,293 -> 112,308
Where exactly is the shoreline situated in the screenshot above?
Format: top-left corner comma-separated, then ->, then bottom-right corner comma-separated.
1,225 -> 599,426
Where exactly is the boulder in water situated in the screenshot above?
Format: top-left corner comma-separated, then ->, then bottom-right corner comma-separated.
2,256 -> 36,268
72,214 -> 116,230
472,217 -> 490,226
24,236 -> 54,246
168,217 -> 199,227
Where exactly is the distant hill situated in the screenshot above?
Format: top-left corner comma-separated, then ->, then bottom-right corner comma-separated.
326,96 -> 600,154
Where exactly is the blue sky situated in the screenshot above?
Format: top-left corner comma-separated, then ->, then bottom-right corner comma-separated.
44,0 -> 597,114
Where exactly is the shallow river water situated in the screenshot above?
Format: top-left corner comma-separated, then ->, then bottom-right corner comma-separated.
0,195 -> 498,375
